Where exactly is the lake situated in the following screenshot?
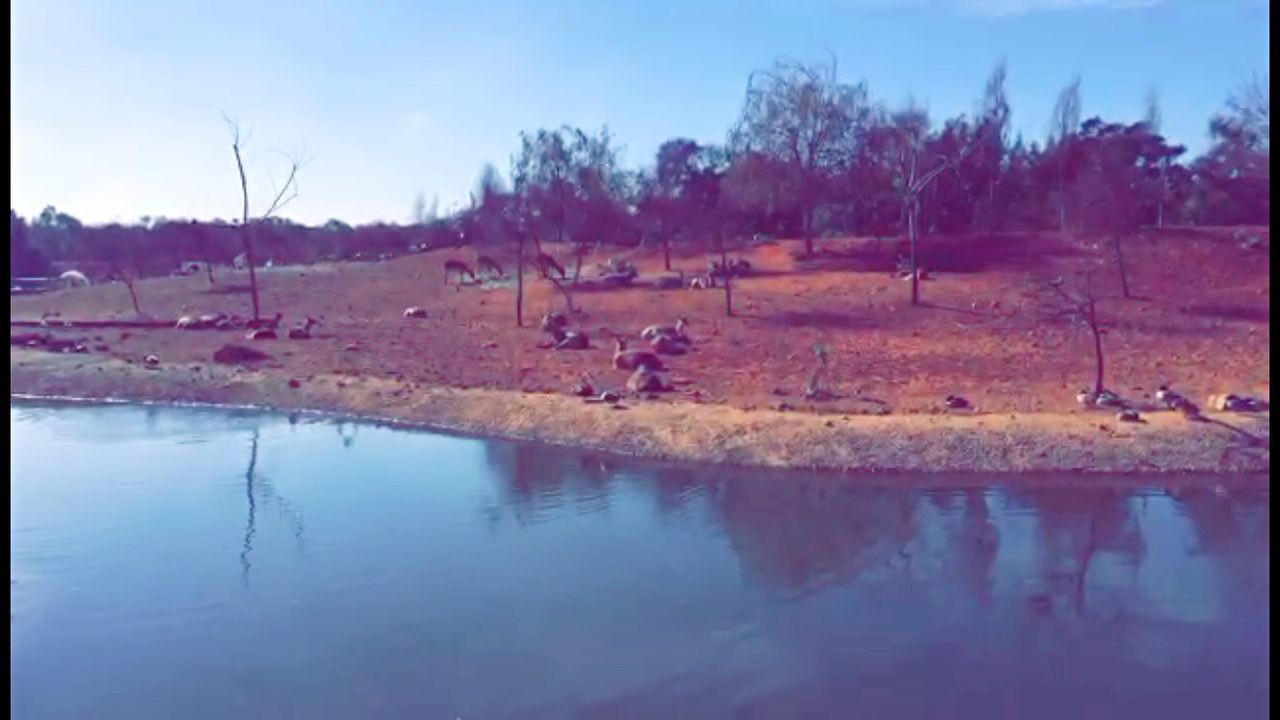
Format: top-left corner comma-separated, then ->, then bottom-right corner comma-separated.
10,401 -> 1270,719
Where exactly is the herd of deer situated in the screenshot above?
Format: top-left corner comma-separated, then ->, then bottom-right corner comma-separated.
533,310 -> 692,403
174,310 -> 318,341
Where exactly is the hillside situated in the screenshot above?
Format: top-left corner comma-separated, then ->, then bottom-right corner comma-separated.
12,228 -> 1269,418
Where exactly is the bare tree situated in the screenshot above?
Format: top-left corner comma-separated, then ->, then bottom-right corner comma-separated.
896,127 -> 974,306
224,115 -> 309,322
1033,272 -> 1107,396
1049,75 -> 1083,230
95,223 -> 149,317
411,191 -> 428,225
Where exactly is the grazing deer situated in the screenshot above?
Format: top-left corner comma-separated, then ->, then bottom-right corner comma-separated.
246,312 -> 283,330
288,316 -> 319,339
689,275 -> 714,290
475,255 -> 505,279
444,260 -> 476,285
531,252 -> 566,280
612,337 -> 665,372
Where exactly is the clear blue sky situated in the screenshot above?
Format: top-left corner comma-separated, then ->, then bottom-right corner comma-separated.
11,0 -> 1268,226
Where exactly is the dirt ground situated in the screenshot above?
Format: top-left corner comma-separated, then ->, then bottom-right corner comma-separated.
12,227 -> 1270,418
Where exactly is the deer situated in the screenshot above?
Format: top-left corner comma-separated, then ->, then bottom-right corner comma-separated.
612,337 -> 665,372
246,327 -> 278,340
444,260 -> 476,285
547,326 -> 590,350
649,334 -> 690,355
627,367 -> 674,393
539,311 -> 568,332
246,312 -> 283,330
475,255 -> 505,279
640,317 -> 690,343
288,316 -> 320,339
403,306 -> 429,319
531,252 -> 566,280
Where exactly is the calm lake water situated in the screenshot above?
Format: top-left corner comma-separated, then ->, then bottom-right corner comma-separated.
10,402 -> 1270,719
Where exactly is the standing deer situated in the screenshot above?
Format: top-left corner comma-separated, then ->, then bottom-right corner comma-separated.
475,255 -> 505,279
531,252 -> 566,280
444,260 -> 476,285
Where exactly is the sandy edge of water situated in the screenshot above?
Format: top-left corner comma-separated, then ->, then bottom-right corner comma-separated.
10,348 -> 1270,474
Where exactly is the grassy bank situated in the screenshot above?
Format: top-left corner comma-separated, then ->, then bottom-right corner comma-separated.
12,348 -> 1269,473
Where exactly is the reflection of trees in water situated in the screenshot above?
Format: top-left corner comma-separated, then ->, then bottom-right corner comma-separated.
335,422 -> 358,449
1004,486 -> 1145,616
956,490 -> 1000,609
239,427 -> 308,586
712,477 -> 921,597
481,442 -> 929,596
1172,485 -> 1267,555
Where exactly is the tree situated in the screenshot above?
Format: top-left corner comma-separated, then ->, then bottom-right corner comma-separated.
9,210 -> 48,277
1034,272 -> 1108,397
689,145 -> 734,315
224,115 -> 309,322
973,60 -> 1011,231
884,104 -> 973,305
730,56 -> 868,255
1048,75 -> 1083,230
1190,75 -> 1269,225
510,149 -> 578,315
95,223 -> 148,316
1072,118 -> 1174,298
411,191 -> 428,225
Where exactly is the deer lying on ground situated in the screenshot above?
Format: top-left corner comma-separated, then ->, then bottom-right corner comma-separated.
640,317 -> 690,342
612,337 -> 665,372
403,306 -> 429,318
627,367 -> 674,393
288,316 -> 319,339
246,312 -> 283,330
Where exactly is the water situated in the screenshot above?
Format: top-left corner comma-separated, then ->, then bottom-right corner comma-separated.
10,402 -> 1269,719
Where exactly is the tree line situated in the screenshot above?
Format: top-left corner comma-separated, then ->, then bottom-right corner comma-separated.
10,61 -> 1268,280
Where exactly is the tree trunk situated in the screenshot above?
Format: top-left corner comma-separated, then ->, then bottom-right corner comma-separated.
571,243 -> 584,285
515,232 -> 525,328
802,204 -> 814,256
1111,235 -> 1131,299
908,199 -> 921,306
661,231 -> 671,271
1057,156 -> 1067,231
241,226 -> 262,321
1087,290 -> 1105,395
232,141 -> 261,322
718,230 -> 733,317
124,277 -> 143,316
1156,162 -> 1166,228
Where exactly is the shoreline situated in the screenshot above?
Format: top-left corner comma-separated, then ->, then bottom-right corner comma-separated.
11,348 -> 1271,474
